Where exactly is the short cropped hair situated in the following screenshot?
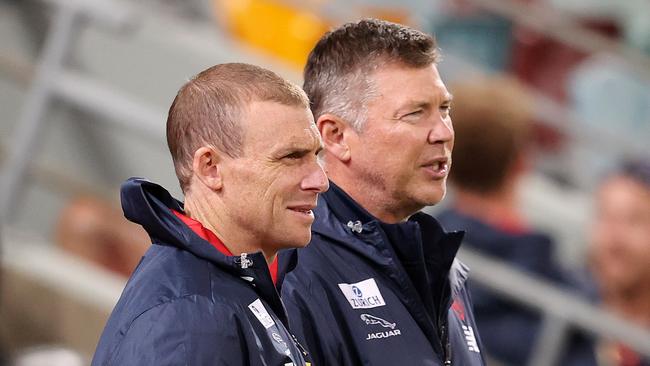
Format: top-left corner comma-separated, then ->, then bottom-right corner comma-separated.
449,76 -> 533,194
303,18 -> 439,130
167,63 -> 309,192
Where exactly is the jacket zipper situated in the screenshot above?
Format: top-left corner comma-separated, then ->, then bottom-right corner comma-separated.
291,333 -> 310,358
440,320 -> 451,365
438,278 -> 452,365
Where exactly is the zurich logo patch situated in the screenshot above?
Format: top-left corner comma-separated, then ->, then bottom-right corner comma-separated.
338,278 -> 386,309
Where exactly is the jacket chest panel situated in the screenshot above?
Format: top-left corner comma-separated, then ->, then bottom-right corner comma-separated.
318,267 -> 442,363
209,276 -> 307,365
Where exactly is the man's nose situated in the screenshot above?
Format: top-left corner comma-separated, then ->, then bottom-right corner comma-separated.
302,161 -> 329,193
427,117 -> 454,145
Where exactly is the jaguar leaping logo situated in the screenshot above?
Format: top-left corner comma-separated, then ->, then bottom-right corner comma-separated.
360,314 -> 396,329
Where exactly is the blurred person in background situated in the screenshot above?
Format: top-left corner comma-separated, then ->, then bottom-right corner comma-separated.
437,75 -> 597,365
282,19 -> 486,365
590,161 -> 650,366
91,63 -> 328,366
55,196 -> 149,277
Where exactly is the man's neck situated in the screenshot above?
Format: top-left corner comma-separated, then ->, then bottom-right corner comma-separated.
183,188 -> 275,263
328,175 -> 417,224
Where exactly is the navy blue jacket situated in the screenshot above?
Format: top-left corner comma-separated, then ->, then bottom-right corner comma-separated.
91,178 -> 309,366
281,183 -> 486,365
438,209 -> 597,366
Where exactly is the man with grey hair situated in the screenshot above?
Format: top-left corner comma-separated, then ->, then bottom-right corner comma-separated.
282,19 -> 486,365
91,63 -> 327,365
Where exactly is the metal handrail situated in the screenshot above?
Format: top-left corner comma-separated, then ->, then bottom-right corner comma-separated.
0,5 -> 78,225
40,0 -> 136,30
1,231 -> 126,313
0,0 -> 139,225
458,247 -> 650,363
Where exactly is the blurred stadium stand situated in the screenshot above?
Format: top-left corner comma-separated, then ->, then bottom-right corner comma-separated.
0,0 -> 648,365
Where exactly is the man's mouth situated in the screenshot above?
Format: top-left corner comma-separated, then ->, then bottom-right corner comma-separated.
422,158 -> 450,178
287,205 -> 316,217
431,161 -> 448,172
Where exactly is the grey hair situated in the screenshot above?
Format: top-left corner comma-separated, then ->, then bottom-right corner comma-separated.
303,19 -> 438,132
319,67 -> 380,131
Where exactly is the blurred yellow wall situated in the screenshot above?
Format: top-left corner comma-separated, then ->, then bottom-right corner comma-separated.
214,0 -> 410,69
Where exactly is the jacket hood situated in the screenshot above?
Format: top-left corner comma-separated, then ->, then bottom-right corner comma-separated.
121,178 -> 297,321
121,178 -> 294,283
121,177 -> 186,248
121,177 -> 230,264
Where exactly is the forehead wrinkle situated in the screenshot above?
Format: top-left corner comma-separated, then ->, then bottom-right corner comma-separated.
307,123 -> 323,148
300,126 -> 324,153
272,129 -> 321,155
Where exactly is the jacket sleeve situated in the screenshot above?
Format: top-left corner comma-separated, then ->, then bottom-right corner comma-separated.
106,296 -> 248,366
282,274 -> 354,366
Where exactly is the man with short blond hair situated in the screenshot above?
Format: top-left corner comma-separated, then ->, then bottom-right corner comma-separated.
92,63 -> 326,366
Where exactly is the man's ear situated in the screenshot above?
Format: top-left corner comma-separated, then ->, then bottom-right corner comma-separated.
317,113 -> 354,163
191,146 -> 223,191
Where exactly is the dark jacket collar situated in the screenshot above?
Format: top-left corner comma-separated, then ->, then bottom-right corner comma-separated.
121,177 -> 252,270
313,181 -> 468,295
323,181 -> 377,226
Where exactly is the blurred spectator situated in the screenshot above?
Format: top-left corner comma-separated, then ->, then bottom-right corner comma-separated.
55,196 -> 149,277
437,75 -> 597,365
589,161 -> 650,366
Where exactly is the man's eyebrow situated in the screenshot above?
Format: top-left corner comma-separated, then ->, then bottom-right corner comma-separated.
274,143 -> 321,156
400,100 -> 431,110
444,93 -> 454,103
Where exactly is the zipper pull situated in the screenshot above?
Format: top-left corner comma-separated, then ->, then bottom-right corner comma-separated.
236,253 -> 253,269
347,220 -> 363,233
291,334 -> 309,357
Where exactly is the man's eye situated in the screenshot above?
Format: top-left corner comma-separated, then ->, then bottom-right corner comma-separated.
283,152 -> 304,160
402,110 -> 423,119
440,104 -> 452,116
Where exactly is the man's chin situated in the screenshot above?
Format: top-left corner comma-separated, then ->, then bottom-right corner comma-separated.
417,190 -> 447,207
275,233 -> 312,250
